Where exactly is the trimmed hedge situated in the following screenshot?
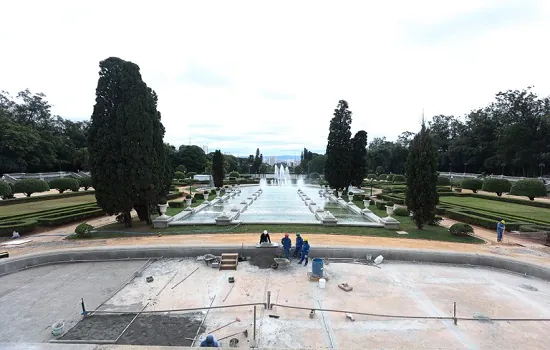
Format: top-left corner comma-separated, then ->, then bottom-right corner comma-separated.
449,223 -> 474,236
387,174 -> 394,182
0,181 -> 13,198
75,222 -> 94,238
367,174 -> 376,179
49,178 -> 80,193
0,202 -> 97,222
519,224 -> 550,233
375,201 -> 387,210
352,194 -> 366,201
482,178 -> 511,196
194,193 -> 205,200
393,207 -> 409,216
381,194 -> 405,205
445,208 -> 525,232
460,179 -> 483,193
0,218 -> 38,236
78,176 -> 92,190
0,190 -> 95,206
437,176 -> 451,186
393,175 -> 405,183
510,179 -> 547,200
37,208 -> 105,226
13,179 -> 50,197
438,191 -> 550,209
378,174 -> 388,181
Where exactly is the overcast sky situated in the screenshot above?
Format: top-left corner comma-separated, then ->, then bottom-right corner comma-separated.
2,0 -> 550,157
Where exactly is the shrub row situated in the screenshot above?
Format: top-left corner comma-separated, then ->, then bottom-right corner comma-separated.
48,178 -> 80,193
438,191 -> 550,209
0,190 -> 95,206
518,224 -> 550,233
445,208 -> 526,232
381,194 -> 405,205
37,208 -> 105,226
0,202 -> 98,222
0,218 -> 38,236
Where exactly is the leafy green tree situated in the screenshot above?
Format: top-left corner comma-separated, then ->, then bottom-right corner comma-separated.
350,130 -> 368,186
482,178 -> 511,196
88,57 -> 170,227
325,100 -> 352,190
461,178 -> 483,193
405,122 -> 439,229
178,145 -> 206,174
78,176 -> 92,190
0,181 -> 12,199
308,155 -> 326,174
510,179 -> 547,200
212,150 -> 225,187
13,179 -> 50,197
49,178 -> 80,193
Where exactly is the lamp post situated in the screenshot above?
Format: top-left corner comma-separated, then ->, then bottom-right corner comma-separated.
540,163 -> 545,177
501,163 -> 506,176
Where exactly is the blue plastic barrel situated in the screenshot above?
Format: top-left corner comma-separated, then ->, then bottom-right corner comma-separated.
311,258 -> 324,278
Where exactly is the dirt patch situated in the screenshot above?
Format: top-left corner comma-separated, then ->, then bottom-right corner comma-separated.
61,314 -> 136,341
247,249 -> 281,269
60,313 -> 204,346
119,314 -> 204,346
519,284 -> 539,292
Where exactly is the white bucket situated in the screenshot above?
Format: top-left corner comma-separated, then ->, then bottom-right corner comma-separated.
319,278 -> 326,289
52,322 -> 64,336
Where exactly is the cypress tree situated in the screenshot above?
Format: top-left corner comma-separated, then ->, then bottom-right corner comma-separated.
405,122 -> 439,229
212,150 -> 225,188
324,100 -> 352,191
88,57 -> 171,227
350,130 -> 368,187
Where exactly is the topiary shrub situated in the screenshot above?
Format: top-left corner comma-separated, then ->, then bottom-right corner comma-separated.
393,207 -> 409,216
375,201 -> 387,210
174,171 -> 186,179
229,171 -> 240,178
210,189 -> 216,195
510,179 -> 547,201
386,201 -> 394,207
367,174 -> 376,180
461,178 -> 483,193
0,181 -> 13,199
49,178 -> 80,193
185,194 -> 192,199
449,223 -> 474,236
369,199 -> 375,206
393,175 -> 405,183
13,179 -> 50,197
194,193 -> 205,200
78,176 -> 92,190
75,222 -> 94,238
387,174 -> 394,182
436,176 -> 451,186
378,174 -> 388,181
482,178 -> 511,196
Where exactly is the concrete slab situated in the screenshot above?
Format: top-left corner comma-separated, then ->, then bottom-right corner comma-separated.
0,261 -> 145,343
2,259 -> 550,349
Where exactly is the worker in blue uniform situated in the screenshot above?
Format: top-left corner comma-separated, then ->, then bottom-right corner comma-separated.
293,232 -> 303,258
298,238 -> 310,266
281,233 -> 292,259
496,220 -> 505,242
200,334 -> 219,347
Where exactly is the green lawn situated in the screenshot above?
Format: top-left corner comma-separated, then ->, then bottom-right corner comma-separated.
0,194 -> 97,216
439,196 -> 550,223
86,200 -> 483,244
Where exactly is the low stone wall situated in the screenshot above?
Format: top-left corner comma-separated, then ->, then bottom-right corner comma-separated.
2,245 -> 550,281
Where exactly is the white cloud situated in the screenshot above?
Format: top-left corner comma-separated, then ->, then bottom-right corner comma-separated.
1,0 -> 549,156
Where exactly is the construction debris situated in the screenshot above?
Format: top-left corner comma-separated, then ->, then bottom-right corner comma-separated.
338,283 -> 353,292
374,255 -> 384,265
171,267 -> 199,289
228,276 -> 235,283
146,276 -> 154,283
346,313 -> 355,322
221,253 -> 239,270
0,252 -> 8,259
309,310 -> 315,319
268,314 -> 280,319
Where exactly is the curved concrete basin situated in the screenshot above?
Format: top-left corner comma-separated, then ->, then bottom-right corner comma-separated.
1,245 -> 549,280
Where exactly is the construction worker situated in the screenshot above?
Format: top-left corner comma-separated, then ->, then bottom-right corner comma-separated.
496,220 -> 505,242
259,230 -> 271,244
281,233 -> 291,259
293,232 -> 303,258
200,334 -> 219,347
298,238 -> 310,266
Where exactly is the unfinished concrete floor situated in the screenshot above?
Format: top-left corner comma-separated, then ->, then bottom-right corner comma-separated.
1,258 -> 550,349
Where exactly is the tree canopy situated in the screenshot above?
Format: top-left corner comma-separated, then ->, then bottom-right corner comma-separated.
324,100 -> 353,189
405,122 -> 439,229
88,57 -> 171,227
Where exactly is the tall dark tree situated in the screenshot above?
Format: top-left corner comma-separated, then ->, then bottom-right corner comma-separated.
405,122 -> 439,229
252,148 -> 262,174
212,150 -> 225,187
88,57 -> 170,227
324,100 -> 352,190
350,130 -> 368,186
177,145 -> 206,173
